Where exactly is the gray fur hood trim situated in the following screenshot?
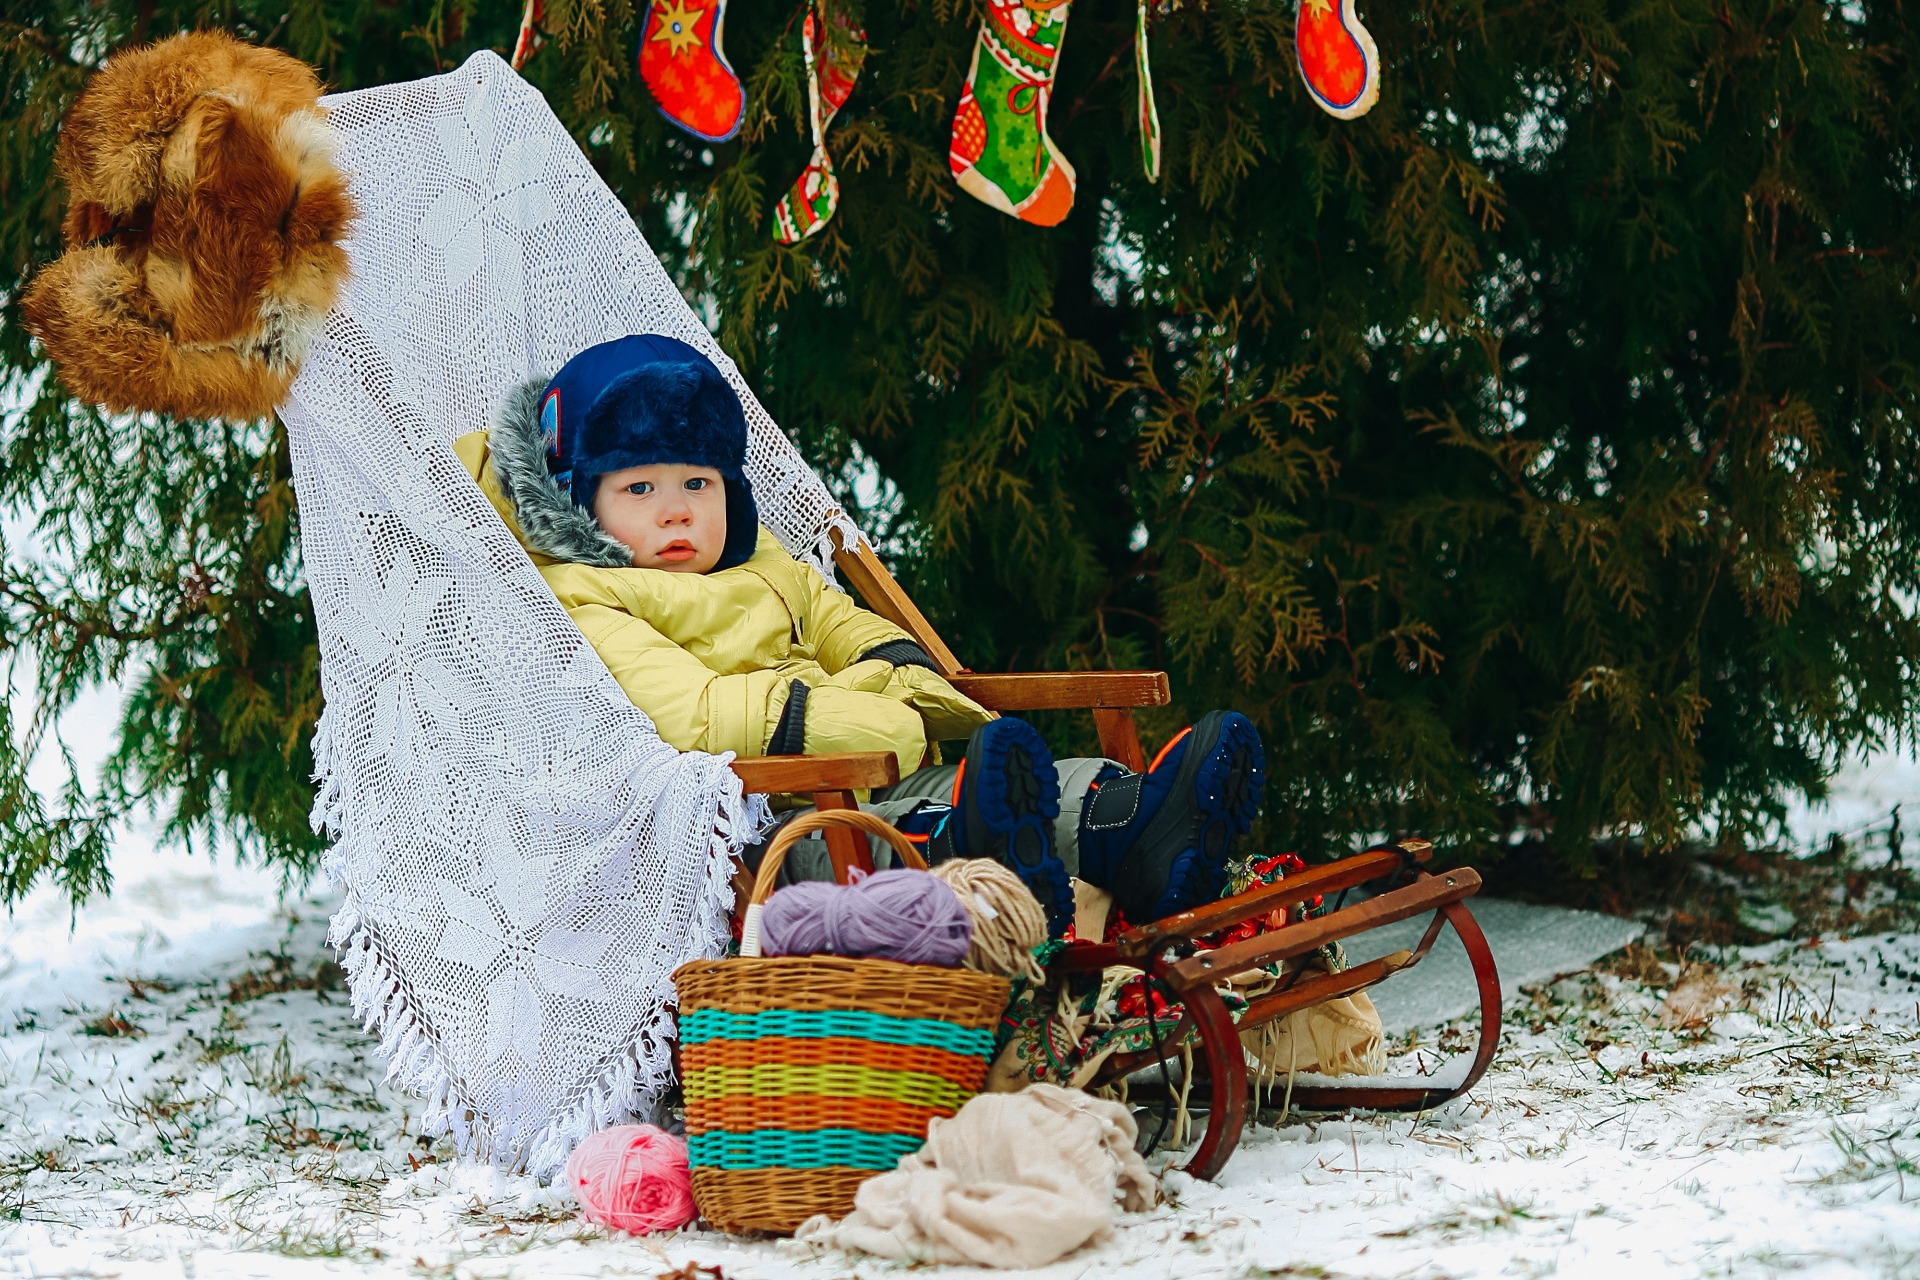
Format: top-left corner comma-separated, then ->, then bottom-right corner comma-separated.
489,378 -> 634,569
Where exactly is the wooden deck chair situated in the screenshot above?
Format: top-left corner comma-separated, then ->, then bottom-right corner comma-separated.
730,530 -> 1503,1181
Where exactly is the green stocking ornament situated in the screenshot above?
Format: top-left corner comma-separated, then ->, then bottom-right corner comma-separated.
773,1 -> 868,243
1135,1 -> 1160,181
948,0 -> 1077,226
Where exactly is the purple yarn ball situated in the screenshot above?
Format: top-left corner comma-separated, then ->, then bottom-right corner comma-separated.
759,868 -> 973,966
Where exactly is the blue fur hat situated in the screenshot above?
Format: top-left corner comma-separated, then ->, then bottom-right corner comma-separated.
535,334 -> 760,572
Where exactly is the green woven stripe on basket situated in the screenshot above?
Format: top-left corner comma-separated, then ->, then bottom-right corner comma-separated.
678,1008 -> 995,1056
682,1061 -> 974,1109
687,1127 -> 925,1171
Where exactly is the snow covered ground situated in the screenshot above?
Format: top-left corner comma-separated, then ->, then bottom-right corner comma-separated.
0,832 -> 1916,1280
1,698 -> 1918,1278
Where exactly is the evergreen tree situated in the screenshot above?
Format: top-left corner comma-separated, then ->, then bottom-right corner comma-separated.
3,0 -> 1918,904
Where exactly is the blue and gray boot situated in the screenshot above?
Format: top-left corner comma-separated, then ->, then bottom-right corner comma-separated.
1075,710 -> 1267,925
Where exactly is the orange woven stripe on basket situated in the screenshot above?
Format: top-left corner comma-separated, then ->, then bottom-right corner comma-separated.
687,1093 -> 950,1138
680,1035 -> 985,1083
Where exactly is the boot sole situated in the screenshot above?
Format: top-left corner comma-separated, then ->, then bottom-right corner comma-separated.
1112,711 -> 1266,923
961,719 -> 1070,934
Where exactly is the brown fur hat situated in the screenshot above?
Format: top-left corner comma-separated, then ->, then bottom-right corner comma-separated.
21,31 -> 354,421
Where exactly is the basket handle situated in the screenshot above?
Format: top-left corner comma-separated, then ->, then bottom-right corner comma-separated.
740,808 -> 925,957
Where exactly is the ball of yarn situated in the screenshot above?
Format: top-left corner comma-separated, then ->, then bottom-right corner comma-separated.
760,868 -> 973,965
930,858 -> 1048,983
565,1124 -> 697,1235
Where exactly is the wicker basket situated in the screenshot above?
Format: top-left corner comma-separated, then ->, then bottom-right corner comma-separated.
673,809 -> 1009,1235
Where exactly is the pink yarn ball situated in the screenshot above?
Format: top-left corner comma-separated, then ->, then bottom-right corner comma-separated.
566,1124 -> 698,1235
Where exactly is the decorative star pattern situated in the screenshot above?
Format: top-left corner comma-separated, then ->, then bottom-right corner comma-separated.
651,0 -> 707,56
329,543 -> 472,773
431,837 -> 618,1072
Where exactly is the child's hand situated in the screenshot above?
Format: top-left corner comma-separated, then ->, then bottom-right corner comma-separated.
814,658 -> 895,695
813,658 -> 993,741
888,664 -> 995,741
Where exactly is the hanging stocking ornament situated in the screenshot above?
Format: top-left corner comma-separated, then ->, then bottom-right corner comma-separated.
1295,0 -> 1379,120
948,0 -> 1077,227
1135,1 -> 1160,181
512,0 -> 547,70
772,2 -> 868,243
639,0 -> 746,142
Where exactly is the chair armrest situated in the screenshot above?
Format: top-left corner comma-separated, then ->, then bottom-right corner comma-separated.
729,751 -> 900,794
947,670 -> 1170,710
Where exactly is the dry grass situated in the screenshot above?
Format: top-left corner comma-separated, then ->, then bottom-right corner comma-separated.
1482,834 -> 1919,950
227,949 -> 346,1004
80,1011 -> 143,1038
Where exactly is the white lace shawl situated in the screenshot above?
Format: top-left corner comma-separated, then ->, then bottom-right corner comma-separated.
280,50 -> 861,1179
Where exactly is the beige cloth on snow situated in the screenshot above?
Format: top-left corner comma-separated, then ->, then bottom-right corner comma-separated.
793,1084 -> 1155,1269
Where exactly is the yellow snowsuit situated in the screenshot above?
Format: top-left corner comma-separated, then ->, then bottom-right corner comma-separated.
455,430 -> 993,769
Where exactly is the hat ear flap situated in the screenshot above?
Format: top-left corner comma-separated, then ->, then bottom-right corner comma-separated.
715,473 -> 760,571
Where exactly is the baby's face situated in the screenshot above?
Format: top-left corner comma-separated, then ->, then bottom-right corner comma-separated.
592,463 -> 728,573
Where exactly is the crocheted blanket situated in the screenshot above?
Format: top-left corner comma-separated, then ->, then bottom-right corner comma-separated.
279,51 -> 859,1180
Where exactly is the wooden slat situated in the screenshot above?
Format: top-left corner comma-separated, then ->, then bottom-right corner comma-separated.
729,751 -> 899,794
1237,949 -> 1413,1028
829,530 -> 963,677
1093,708 -> 1146,771
947,670 -> 1171,710
1052,942 -> 1122,974
811,789 -> 873,881
1164,868 -> 1482,992
1117,842 -> 1433,955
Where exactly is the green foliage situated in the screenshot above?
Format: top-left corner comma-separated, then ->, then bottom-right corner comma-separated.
3,0 -> 1919,904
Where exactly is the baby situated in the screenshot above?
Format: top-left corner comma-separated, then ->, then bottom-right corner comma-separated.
455,335 -> 1266,935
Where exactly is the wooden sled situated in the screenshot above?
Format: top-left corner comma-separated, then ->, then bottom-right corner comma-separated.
725,530 -> 1502,1182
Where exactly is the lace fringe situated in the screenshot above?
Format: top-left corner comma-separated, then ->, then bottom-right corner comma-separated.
308,706 -> 347,841
323,752 -> 765,1182
795,512 -> 864,591
329,894 -> 477,1156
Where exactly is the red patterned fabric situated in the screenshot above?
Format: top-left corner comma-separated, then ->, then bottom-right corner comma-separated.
639,0 -> 745,142
1295,0 -> 1380,120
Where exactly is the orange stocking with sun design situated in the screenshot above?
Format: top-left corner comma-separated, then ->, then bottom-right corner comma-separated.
639,0 -> 746,142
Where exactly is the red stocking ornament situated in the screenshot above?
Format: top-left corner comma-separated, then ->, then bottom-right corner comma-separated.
772,2 -> 868,242
640,0 -> 746,142
512,0 -> 547,70
948,0 -> 1077,226
1295,0 -> 1379,120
